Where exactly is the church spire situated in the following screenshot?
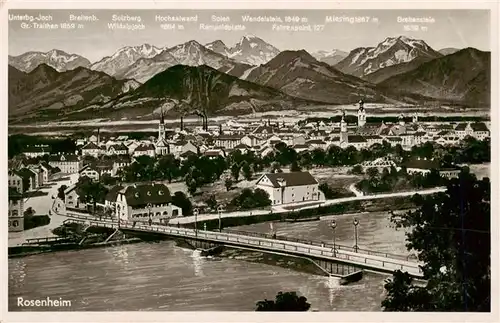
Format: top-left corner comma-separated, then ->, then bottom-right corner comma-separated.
160,108 -> 165,124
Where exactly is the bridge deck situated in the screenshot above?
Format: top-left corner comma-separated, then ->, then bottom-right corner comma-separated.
65,219 -> 423,278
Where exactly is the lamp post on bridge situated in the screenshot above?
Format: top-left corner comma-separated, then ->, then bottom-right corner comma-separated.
193,208 -> 199,238
147,203 -> 152,226
353,218 -> 359,253
217,205 -> 223,232
330,220 -> 337,256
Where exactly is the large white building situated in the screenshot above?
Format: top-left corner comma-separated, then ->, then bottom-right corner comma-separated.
255,171 -> 323,205
115,183 -> 182,224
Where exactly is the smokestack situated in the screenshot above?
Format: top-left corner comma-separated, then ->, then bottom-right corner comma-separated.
180,116 -> 184,131
97,128 -> 100,145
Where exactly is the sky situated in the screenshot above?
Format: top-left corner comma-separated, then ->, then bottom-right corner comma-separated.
8,9 -> 491,63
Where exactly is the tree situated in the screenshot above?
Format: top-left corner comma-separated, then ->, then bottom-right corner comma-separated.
172,192 -> 193,216
290,161 -> 302,172
383,171 -> 490,311
230,188 -> 271,210
242,162 -> 253,181
255,291 -> 311,311
24,207 -> 36,217
156,154 -> 180,183
57,185 -> 67,200
75,176 -> 108,214
224,178 -> 233,191
205,194 -> 218,210
186,176 -> 198,195
350,164 -> 364,175
231,163 -> 241,181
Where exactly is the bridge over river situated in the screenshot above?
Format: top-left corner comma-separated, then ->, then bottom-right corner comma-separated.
63,218 -> 424,282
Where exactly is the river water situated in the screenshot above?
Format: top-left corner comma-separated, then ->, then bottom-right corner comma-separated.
9,211 -> 412,311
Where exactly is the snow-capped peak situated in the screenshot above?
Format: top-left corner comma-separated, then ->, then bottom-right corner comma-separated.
8,49 -> 91,72
336,35 -> 440,77
227,35 -> 280,65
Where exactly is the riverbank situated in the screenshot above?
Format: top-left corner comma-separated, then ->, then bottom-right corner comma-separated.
8,238 -> 143,259
179,195 -> 417,231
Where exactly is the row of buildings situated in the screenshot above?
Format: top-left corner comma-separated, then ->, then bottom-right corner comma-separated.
20,102 -> 490,165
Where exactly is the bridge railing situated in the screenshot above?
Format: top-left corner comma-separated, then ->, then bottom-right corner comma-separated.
223,229 -> 412,262
120,223 -> 422,275
25,236 -> 69,244
64,219 -> 422,276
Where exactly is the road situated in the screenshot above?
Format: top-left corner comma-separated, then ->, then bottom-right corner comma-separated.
169,187 -> 446,225
349,183 -> 364,197
8,174 -> 72,247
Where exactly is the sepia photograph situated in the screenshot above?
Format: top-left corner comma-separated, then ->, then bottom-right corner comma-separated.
2,2 -> 496,320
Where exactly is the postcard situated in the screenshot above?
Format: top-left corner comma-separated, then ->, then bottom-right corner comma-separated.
2,1 -> 498,322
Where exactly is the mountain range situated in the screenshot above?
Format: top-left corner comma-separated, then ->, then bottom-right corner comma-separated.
8,49 -> 91,73
243,50 -> 383,104
114,40 -> 253,83
311,49 -> 349,65
7,35 -> 490,123
334,36 -> 442,79
378,48 -> 490,106
8,64 -> 140,121
98,64 -> 321,119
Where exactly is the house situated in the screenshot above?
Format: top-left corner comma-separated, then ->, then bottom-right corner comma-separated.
306,139 -> 327,150
81,142 -> 103,158
48,154 -> 83,174
126,141 -> 141,155
112,156 -> 132,177
23,145 -> 52,158
342,135 -> 368,150
133,144 -> 156,158
8,188 -> 24,232
470,123 -> 490,140
214,135 -> 243,150
252,125 -> 276,138
292,144 -> 310,153
402,157 -> 461,179
39,162 -> 52,183
255,171 -> 323,205
27,165 -> 44,187
79,165 -> 101,182
399,134 -> 415,149
292,135 -> 307,146
105,185 -> 124,217
234,143 -> 251,154
240,135 -> 260,147
179,141 -> 199,157
8,170 -> 24,193
203,149 -> 225,159
108,143 -> 129,156
64,185 -> 83,209
115,183 -> 183,225
384,137 -> 403,147
16,168 -> 37,191
364,135 -> 384,147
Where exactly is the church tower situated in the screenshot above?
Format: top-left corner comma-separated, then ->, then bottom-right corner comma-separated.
340,110 -> 348,144
156,109 -> 169,156
158,109 -> 166,141
357,99 -> 366,128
